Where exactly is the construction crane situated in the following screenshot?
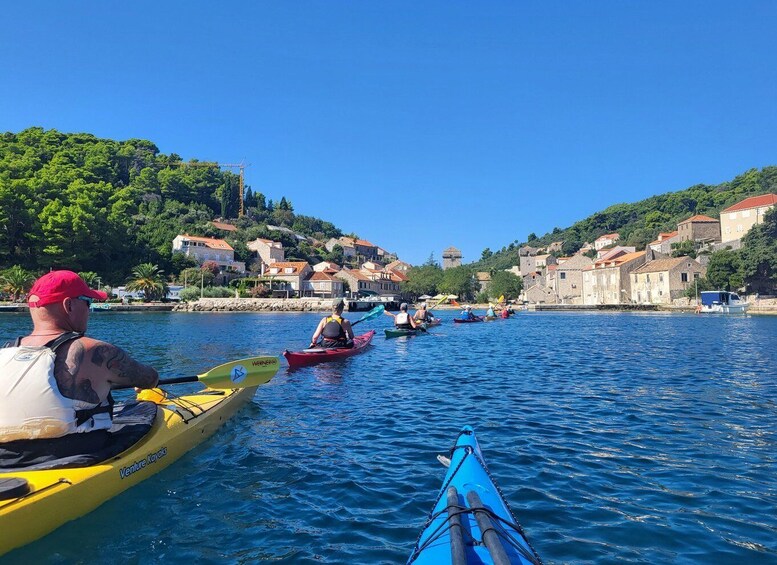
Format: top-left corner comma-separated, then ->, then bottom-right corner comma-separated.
166,161 -> 248,216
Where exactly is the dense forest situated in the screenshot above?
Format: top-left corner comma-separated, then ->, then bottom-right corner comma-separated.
0,128 -> 348,283
473,166 -> 777,271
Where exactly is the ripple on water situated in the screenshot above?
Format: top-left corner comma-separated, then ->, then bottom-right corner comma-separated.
0,311 -> 776,564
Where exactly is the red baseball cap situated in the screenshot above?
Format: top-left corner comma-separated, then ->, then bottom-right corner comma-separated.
28,270 -> 108,308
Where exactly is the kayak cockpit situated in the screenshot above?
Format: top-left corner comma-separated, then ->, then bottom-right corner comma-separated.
0,401 -> 157,471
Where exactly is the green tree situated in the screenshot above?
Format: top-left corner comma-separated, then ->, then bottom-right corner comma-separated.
0,266 -> 37,301
439,266 -> 475,300
403,264 -> 444,297
487,270 -> 523,300
126,263 -> 168,301
739,208 -> 777,293
705,250 -> 744,291
481,248 -> 493,261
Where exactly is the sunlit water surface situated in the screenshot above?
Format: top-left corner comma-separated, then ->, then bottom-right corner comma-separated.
1,310 -> 775,564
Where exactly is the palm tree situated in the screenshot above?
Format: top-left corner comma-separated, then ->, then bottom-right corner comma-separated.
0,266 -> 37,302
78,271 -> 99,288
126,263 -> 168,302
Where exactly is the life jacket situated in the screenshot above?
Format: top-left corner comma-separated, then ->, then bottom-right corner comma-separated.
0,333 -> 113,443
321,315 -> 347,343
395,312 -> 413,329
415,311 -> 430,322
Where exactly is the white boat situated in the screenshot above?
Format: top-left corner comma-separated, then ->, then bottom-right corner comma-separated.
698,291 -> 749,314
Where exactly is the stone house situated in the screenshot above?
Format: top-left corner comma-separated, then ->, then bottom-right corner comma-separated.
677,215 -> 720,243
525,284 -> 557,304
263,262 -> 313,297
246,238 -> 285,273
303,271 -> 345,298
630,256 -> 705,304
720,193 -> 777,243
335,268 -> 381,297
556,254 -> 594,304
475,272 -> 492,293
582,251 -> 646,305
647,231 -> 680,255
325,237 -> 357,261
313,261 -> 341,272
518,246 -> 541,276
594,233 -> 620,251
597,245 -> 636,260
172,234 -> 246,273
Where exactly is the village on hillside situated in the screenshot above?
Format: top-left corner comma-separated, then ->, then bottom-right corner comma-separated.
484,193 -> 776,306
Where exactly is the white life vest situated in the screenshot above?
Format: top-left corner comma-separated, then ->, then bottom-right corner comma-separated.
0,334 -> 112,442
395,312 -> 412,328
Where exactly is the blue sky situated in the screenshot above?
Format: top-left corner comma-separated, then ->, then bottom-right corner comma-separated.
2,2 -> 776,265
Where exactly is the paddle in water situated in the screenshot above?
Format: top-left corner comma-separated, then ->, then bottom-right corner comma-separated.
153,356 -> 280,389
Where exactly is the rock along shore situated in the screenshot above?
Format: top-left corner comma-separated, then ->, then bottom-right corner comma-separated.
173,298 -> 340,312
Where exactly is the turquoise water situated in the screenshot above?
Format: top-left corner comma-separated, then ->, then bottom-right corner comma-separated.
1,310 -> 776,564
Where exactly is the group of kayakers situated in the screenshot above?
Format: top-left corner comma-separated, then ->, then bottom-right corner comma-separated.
1,270 -> 509,464
460,302 -> 514,321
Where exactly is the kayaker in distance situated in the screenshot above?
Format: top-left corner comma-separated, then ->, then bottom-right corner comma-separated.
500,306 -> 509,319
486,303 -> 496,318
309,298 -> 354,349
384,302 -> 418,329
0,270 -> 159,464
413,303 -> 435,323
460,305 -> 479,321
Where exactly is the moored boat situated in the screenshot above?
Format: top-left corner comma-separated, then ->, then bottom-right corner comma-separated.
407,426 -> 542,564
698,291 -> 749,314
0,385 -> 260,556
283,330 -> 375,367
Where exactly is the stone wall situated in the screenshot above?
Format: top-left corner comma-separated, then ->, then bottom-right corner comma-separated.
174,297 -> 338,312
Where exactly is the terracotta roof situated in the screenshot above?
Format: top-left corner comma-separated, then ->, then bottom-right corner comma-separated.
595,250 -> 645,267
722,193 -> 777,213
267,262 -> 310,275
632,256 -> 696,274
354,239 -> 376,248
595,233 -> 620,241
389,269 -> 408,282
179,235 -> 233,251
547,264 -> 558,271
309,271 -> 337,281
337,268 -> 371,282
679,214 -> 718,224
211,221 -> 237,232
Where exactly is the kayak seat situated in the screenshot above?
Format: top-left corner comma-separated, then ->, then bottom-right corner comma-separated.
0,401 -> 158,471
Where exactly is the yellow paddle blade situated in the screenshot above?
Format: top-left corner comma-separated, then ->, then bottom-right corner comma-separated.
197,356 -> 280,389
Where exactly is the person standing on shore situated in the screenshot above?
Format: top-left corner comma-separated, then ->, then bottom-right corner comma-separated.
0,270 -> 159,462
310,298 -> 354,349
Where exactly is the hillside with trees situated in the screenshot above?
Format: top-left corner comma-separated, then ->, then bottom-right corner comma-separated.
0,127 -> 350,285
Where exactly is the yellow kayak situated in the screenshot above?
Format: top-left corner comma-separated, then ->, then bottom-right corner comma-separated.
0,385 -> 257,556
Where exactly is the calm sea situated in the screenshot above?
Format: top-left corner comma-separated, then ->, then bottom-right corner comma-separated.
1,310 -> 775,564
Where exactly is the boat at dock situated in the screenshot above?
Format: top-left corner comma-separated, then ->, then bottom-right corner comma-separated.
698,291 -> 749,314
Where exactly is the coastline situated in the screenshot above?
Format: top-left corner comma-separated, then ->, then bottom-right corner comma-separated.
2,298 -> 775,315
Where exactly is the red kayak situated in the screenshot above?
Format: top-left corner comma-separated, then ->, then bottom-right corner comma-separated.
283,330 -> 376,368
453,316 -> 484,324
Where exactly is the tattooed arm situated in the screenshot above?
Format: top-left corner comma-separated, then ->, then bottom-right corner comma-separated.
85,339 -> 159,390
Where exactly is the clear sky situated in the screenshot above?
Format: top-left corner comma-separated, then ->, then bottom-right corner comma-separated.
2,2 -> 776,265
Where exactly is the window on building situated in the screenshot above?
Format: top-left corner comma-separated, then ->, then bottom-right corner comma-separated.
659,273 -> 664,282
646,274 -> 650,282
681,272 -> 688,282
693,272 -> 700,280
729,213 -> 736,220
560,272 -> 566,280
742,210 -> 751,218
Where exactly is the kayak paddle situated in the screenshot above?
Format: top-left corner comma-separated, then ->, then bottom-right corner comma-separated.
154,356 -> 280,389
351,304 -> 385,327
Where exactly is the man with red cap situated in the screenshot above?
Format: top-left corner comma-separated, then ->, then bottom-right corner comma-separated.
0,271 -> 159,456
